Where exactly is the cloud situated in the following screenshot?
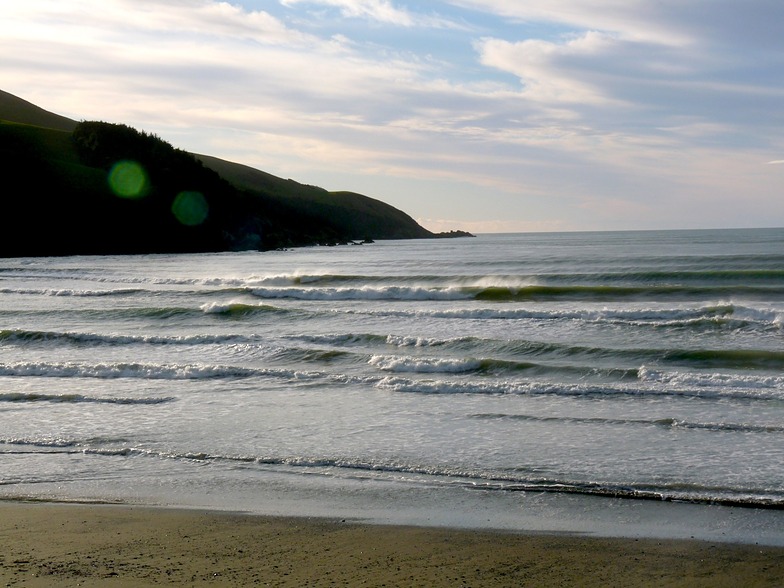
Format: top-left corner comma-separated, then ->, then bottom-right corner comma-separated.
280,0 -> 462,29
282,0 -> 413,25
471,6 -> 784,160
2,1 -> 419,110
446,0 -> 694,45
4,0 -> 315,46
477,31 -> 623,105
448,0 -> 784,49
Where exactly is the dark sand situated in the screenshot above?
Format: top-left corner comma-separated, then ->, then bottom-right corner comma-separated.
1,501 -> 783,587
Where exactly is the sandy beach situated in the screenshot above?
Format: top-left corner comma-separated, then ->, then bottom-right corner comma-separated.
1,501 -> 783,587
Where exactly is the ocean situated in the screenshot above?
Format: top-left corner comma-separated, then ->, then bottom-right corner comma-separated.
2,228 -> 784,544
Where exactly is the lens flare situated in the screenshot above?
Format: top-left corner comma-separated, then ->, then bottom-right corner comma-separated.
108,161 -> 149,199
172,191 -> 209,226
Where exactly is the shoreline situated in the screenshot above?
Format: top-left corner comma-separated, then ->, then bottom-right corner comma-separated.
2,500 -> 784,587
6,467 -> 784,548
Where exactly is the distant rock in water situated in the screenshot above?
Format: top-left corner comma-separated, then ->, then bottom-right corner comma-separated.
433,230 -> 476,238
0,89 -> 471,257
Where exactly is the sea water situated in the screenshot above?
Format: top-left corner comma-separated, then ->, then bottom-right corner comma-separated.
2,228 -> 784,544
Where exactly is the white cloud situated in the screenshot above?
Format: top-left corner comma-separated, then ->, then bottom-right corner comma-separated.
477,31 -> 623,105
448,0 -> 784,50
280,0 -> 462,29
446,0 -> 696,45
3,0 -> 306,44
282,0 -> 414,25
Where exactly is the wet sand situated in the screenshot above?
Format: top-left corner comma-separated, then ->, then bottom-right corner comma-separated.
1,501 -> 783,587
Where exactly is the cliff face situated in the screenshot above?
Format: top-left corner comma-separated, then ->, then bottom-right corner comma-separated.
0,90 -> 435,257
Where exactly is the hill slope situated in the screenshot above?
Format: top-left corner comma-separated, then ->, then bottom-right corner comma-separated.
0,90 -> 440,256
0,89 -> 77,132
196,154 -> 432,240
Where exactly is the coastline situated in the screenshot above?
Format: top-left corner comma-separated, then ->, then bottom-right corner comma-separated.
2,500 -> 784,587
5,462 -> 784,548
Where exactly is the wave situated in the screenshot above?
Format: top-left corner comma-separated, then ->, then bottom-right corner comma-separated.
355,303 -> 781,329
3,323 -> 779,376
17,264 -> 784,282
384,334 -> 483,349
0,361 -> 342,387
0,392 -> 174,404
367,354 -> 637,380
0,436 -> 130,449
0,361 -> 282,380
250,286 -> 471,301
247,283 -> 782,304
533,269 -> 784,286
638,367 -> 784,389
423,342 -> 784,373
300,333 -> 484,349
369,355 -> 487,374
4,329 -> 779,390
0,287 -> 144,297
375,376 -> 784,401
243,283 -> 784,303
2,299 -> 778,337
487,479 -> 784,509
6,358 -> 772,401
243,273 -> 384,287
294,332 -> 783,374
200,301 -> 291,316
0,301 -> 297,325
0,269 -> 375,288
295,333 -> 556,357
473,284 -> 784,302
293,333 -> 390,347
271,347 -> 356,364
653,418 -> 784,433
471,413 -> 784,434
396,337 -> 784,373
3,262 -> 783,282
0,328 -> 268,347
658,349 -> 784,370
17,442 -> 779,510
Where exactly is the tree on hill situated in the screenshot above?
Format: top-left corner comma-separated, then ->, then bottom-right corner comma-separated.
68,121 -> 241,252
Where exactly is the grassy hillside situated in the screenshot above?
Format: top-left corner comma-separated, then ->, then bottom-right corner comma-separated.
0,90 -> 442,257
196,154 -> 433,240
0,89 -> 77,132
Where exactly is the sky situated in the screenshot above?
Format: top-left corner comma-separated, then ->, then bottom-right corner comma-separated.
2,0 -> 783,233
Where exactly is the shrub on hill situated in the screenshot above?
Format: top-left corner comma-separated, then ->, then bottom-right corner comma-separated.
69,121 -> 238,252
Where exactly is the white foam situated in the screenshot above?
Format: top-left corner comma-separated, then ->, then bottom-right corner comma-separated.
0,361 -> 256,380
0,287 -> 141,297
638,366 -> 784,389
251,286 -> 470,301
385,335 -> 443,347
369,355 -> 481,374
376,376 -> 506,395
361,305 -> 736,322
201,301 -> 260,314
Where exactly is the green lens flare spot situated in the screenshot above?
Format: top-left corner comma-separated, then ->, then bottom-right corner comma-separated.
172,191 -> 209,226
108,160 -> 149,199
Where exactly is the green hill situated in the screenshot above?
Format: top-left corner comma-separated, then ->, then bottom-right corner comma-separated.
195,154 -> 433,240
0,89 -> 77,132
0,89 -> 448,257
